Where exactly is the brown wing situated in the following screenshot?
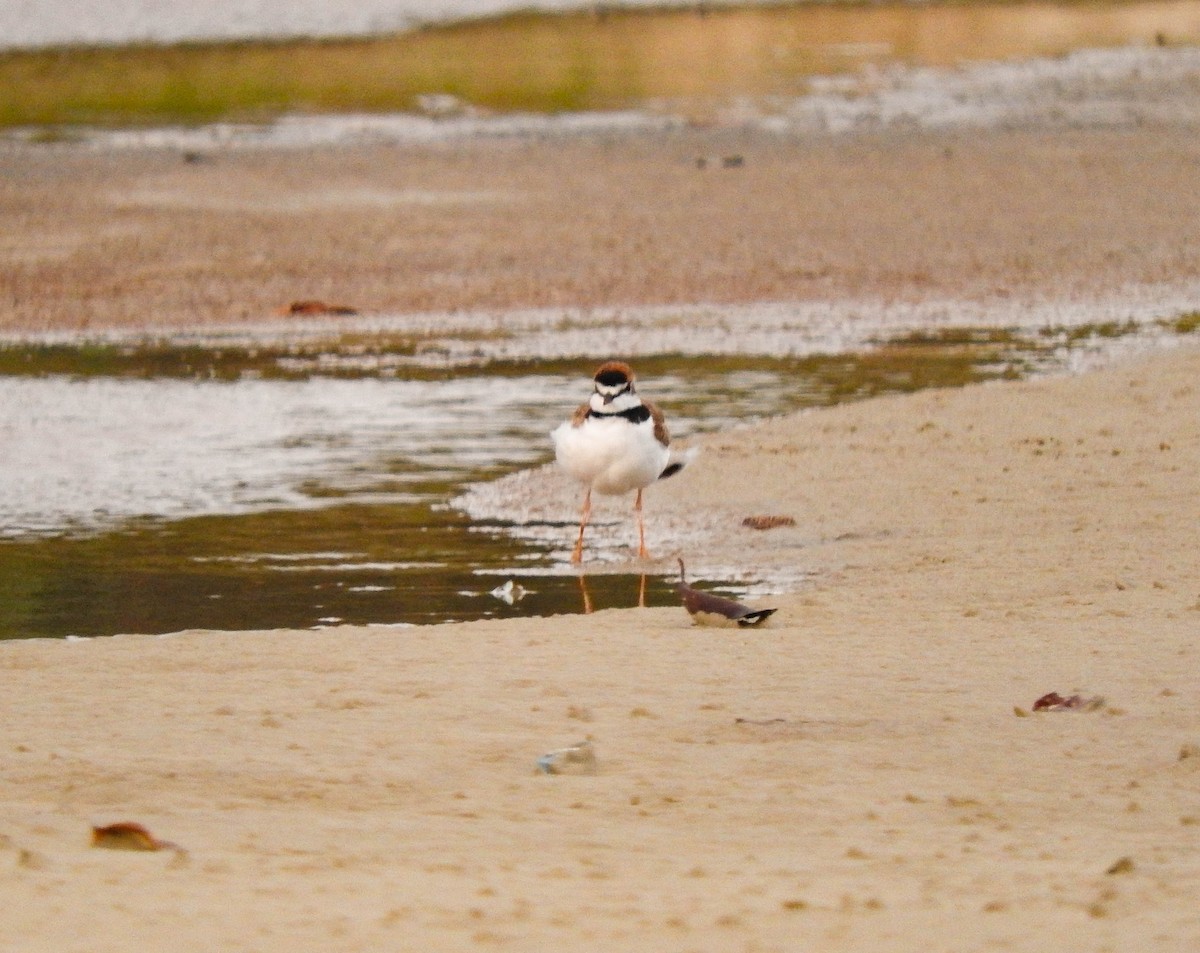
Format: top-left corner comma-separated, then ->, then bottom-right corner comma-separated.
643,400 -> 670,446
570,401 -> 590,427
681,586 -> 747,619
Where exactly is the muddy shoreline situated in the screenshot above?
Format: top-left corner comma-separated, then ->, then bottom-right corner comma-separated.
4,47 -> 1200,337
5,123 -> 1199,335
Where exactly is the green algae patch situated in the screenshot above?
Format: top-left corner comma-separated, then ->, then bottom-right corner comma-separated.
4,0 -> 1199,129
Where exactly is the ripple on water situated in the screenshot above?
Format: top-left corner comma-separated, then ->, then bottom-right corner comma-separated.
0,307 -> 1196,638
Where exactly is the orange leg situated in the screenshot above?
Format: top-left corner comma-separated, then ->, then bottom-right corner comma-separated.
570,487 -> 592,564
578,572 -> 593,614
635,488 -> 650,559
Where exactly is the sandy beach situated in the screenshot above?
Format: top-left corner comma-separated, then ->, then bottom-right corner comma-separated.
3,45 -> 1200,952
3,342 -> 1199,951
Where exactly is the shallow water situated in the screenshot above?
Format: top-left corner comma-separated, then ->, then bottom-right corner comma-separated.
7,0 -> 1199,53
5,0 -> 1200,130
1,314 -> 1195,640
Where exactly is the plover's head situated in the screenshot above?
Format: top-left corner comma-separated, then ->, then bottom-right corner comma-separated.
592,361 -> 636,405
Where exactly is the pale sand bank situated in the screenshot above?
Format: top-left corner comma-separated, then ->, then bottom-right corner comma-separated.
5,121 -> 1200,335
2,342 -> 1198,951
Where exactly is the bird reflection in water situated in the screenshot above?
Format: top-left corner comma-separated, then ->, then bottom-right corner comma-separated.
576,572 -> 648,614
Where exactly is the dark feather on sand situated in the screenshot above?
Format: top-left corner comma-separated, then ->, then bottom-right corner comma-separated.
676,559 -> 777,627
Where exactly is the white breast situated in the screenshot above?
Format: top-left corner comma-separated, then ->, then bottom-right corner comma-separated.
552,415 -> 669,495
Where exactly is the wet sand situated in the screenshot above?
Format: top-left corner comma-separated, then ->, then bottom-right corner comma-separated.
3,120 -> 1200,334
4,48 -> 1200,953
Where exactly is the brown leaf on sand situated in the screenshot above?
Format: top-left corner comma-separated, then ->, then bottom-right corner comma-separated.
91,821 -> 181,853
741,515 -> 796,531
1031,691 -> 1105,712
277,300 -> 359,317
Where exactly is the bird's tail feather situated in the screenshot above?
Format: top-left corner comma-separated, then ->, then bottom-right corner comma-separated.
736,608 -> 778,628
659,447 -> 699,481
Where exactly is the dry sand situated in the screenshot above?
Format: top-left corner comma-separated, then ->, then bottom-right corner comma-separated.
4,48 -> 1200,952
2,342 -> 1199,952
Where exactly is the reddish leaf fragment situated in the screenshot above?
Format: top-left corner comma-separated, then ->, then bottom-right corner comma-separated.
278,300 -> 359,317
91,821 -> 180,852
1031,691 -> 1105,712
741,515 -> 796,531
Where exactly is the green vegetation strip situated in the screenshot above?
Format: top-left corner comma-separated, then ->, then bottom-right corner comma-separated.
0,8 -> 707,128
3,315 -> 1195,381
5,0 -> 1193,130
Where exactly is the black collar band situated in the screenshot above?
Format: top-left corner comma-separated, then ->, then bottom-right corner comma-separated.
589,404 -> 650,424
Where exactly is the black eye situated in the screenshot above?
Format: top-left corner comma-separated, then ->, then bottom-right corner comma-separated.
595,370 -> 628,387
